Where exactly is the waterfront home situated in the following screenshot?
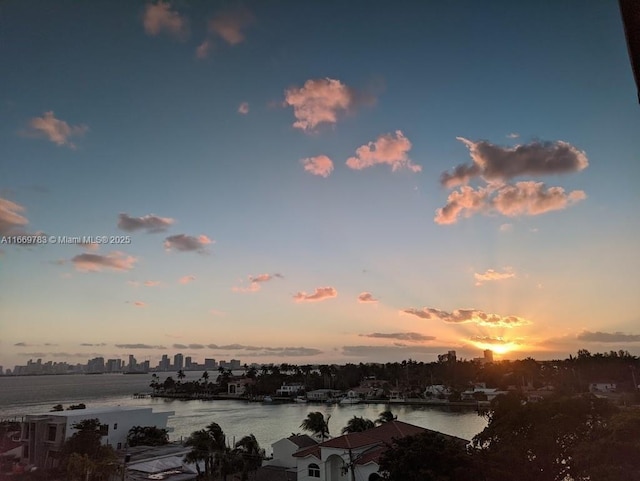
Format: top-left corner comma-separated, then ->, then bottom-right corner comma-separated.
292,420 -> 468,481
267,434 -> 318,469
306,389 -> 342,402
227,376 -> 255,396
276,383 -> 305,397
19,406 -> 174,469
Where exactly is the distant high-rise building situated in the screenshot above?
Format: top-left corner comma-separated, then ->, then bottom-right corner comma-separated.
87,357 -> 105,373
229,359 -> 241,370
128,355 -> 137,371
185,356 -> 192,369
174,353 -> 184,371
204,358 -> 216,369
159,354 -> 170,371
484,349 -> 494,363
438,350 -> 457,363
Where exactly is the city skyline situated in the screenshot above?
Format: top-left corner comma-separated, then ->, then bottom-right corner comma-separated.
1,1 -> 639,369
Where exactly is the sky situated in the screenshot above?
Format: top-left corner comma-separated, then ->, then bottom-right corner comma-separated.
1,0 -> 639,370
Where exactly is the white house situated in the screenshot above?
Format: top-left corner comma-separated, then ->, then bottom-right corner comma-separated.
20,406 -> 174,469
275,383 -> 305,397
267,434 -> 317,469
292,420 -> 468,481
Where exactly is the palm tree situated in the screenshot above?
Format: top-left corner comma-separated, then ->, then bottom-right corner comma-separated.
184,422 -> 227,479
341,416 -> 375,434
300,412 -> 331,441
376,410 -> 397,424
234,434 -> 264,480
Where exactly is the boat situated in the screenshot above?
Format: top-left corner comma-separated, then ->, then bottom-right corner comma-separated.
262,395 -> 273,403
294,396 -> 307,403
339,391 -> 361,405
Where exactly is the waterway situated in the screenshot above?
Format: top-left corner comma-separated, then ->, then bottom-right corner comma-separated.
0,372 -> 487,455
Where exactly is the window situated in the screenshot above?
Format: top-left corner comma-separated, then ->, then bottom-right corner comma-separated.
99,424 -> 109,436
113,423 -> 118,430
117,442 -> 122,450
308,463 -> 320,478
47,425 -> 56,442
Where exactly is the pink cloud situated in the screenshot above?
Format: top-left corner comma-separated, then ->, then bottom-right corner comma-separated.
358,292 -> 378,303
164,234 -> 213,253
118,213 -> 174,232
294,286 -> 338,302
402,307 -> 530,328
71,252 -> 137,272
144,280 -> 161,287
238,102 -> 249,114
209,8 -> 255,45
195,39 -> 213,59
143,2 -> 189,40
434,182 -> 586,225
133,301 -> 146,308
0,198 -> 29,235
301,155 -> 334,178
233,273 -> 283,293
26,111 -> 88,149
346,130 -> 421,172
179,275 -> 196,284
474,268 -> 515,286
284,78 -> 354,131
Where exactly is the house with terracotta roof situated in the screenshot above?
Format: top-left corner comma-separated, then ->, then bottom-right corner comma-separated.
292,420 -> 468,481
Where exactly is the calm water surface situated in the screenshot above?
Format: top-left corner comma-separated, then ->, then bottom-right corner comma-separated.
0,373 -> 487,454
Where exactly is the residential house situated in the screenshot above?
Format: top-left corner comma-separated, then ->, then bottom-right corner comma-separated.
305,389 -> 342,402
227,377 -> 255,396
276,383 -> 305,397
267,434 -> 317,469
20,406 -> 174,469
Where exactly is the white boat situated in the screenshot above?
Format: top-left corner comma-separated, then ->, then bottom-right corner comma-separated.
263,395 -> 273,403
339,391 -> 361,405
294,396 -> 307,403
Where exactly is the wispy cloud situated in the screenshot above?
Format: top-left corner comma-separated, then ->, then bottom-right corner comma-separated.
434,182 -> 586,224
164,234 -> 212,253
71,252 -> 137,272
233,273 -> 283,293
469,336 -> 511,345
133,301 -> 146,308
173,343 -> 206,349
118,213 -> 174,233
346,131 -> 421,172
301,155 -> 334,178
499,223 -> 513,232
115,343 -> 167,349
293,286 -> 338,302
25,111 -> 88,149
143,2 -> 189,40
143,280 -> 161,287
440,138 -> 588,188
361,332 -> 435,342
506,133 -> 520,139
357,292 -> 378,303
576,331 -> 640,343
238,102 -> 249,115
402,306 -> 530,327
182,343 -> 322,357
195,39 -> 213,59
209,7 -> 255,45
179,275 -> 196,284
474,267 -> 515,286
342,345 -> 441,357
0,198 -> 29,236
284,78 -> 356,131
80,343 -> 107,347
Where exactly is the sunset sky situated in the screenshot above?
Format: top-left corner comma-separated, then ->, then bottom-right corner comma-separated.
1,0 -> 639,370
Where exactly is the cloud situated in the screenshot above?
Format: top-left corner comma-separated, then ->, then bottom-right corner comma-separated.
401,307 -> 530,328
361,332 -> 435,342
346,130 -> 421,172
209,7 -> 255,45
115,343 -> 167,349
14,342 -> 30,347
576,331 -> 640,343
192,343 -> 322,356
143,280 -> 161,287
301,155 -> 334,178
499,223 -> 513,232
506,133 -> 520,139
474,268 -> 515,286
80,343 -> 107,347
143,2 -> 188,40
358,292 -> 378,303
0,198 -> 29,235
164,234 -> 212,253
179,275 -> 196,284
133,301 -> 146,307
434,182 -> 586,224
233,273 -> 283,293
25,111 -> 88,149
342,345 -> 442,357
118,213 -> 174,233
238,102 -> 249,115
469,336 -> 510,345
173,343 -> 206,349
440,138 -> 589,187
71,252 -> 137,272
195,39 -> 213,59
293,286 -> 337,302
284,78 -> 354,131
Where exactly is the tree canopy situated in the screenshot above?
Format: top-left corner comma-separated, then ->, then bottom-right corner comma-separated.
300,412 -> 330,440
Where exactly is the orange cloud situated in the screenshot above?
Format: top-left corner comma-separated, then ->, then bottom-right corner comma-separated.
294,286 -> 337,302
346,131 -> 421,172
402,306 -> 530,328
209,8 -> 255,45
143,2 -> 189,40
284,78 -> 353,131
179,275 -> 196,284
71,252 -> 137,272
358,292 -> 378,303
434,182 -> 586,224
0,198 -> 29,235
301,155 -> 334,178
474,268 -> 515,286
144,280 -> 161,287
133,301 -> 146,308
233,273 -> 283,293
26,111 -> 88,149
